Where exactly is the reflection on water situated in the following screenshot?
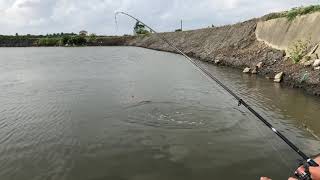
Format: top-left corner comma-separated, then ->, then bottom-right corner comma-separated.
0,47 -> 319,180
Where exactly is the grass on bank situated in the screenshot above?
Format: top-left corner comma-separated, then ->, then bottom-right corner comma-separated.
266,5 -> 320,21
288,39 -> 310,64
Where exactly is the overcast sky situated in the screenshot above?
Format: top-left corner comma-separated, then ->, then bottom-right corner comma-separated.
0,0 -> 319,35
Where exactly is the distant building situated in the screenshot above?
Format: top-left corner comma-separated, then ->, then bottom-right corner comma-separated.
79,30 -> 88,36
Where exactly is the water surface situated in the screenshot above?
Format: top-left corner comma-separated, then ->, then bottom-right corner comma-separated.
0,47 -> 320,180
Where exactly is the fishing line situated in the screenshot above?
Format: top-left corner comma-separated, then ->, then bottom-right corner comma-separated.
114,13 -> 119,33
114,11 -> 318,167
252,115 -> 292,170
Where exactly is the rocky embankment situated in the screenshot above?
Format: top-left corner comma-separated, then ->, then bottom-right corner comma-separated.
127,16 -> 320,96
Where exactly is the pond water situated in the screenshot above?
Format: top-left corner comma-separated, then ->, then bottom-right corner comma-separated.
0,47 -> 320,180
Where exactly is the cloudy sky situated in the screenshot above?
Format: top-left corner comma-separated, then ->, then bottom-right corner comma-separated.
0,0 -> 319,35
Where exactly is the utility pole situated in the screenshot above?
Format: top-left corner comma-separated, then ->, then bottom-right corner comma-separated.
180,20 -> 183,31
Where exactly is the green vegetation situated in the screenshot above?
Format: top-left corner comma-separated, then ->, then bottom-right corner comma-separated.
0,34 -> 39,46
266,5 -> 320,21
133,22 -> 150,35
288,39 -> 310,64
37,37 -> 61,46
0,33 -> 82,46
0,33 -> 99,46
88,34 -> 97,43
0,33 -> 130,47
37,36 -> 87,46
300,72 -> 310,83
35,33 -> 88,46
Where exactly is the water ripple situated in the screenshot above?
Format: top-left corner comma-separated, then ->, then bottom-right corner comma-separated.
112,101 -> 245,131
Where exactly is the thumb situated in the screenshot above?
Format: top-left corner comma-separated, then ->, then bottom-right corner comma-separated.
309,166 -> 320,179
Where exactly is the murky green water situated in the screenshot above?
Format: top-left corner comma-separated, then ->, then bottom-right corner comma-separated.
0,47 -> 320,180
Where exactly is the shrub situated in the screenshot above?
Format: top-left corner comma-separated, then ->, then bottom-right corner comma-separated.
37,37 -> 61,46
288,39 -> 310,64
134,22 -> 150,35
62,36 -> 71,45
266,5 -> 320,21
88,34 -> 97,43
287,8 -> 300,21
68,36 -> 87,46
37,35 -> 87,46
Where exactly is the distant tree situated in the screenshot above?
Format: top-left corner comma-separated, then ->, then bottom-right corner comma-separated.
88,33 -> 97,43
133,22 -> 149,35
62,36 -> 71,45
15,33 -> 19,36
67,35 -> 87,46
37,37 -> 60,46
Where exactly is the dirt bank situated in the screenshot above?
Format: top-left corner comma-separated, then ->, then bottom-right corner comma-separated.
127,18 -> 320,96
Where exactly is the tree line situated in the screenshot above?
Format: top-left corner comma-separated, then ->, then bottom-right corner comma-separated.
0,33 -> 97,46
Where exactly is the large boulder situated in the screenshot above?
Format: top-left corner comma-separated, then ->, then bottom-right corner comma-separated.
274,72 -> 284,83
243,67 -> 251,73
251,67 -> 258,74
313,59 -> 320,67
214,59 -> 221,64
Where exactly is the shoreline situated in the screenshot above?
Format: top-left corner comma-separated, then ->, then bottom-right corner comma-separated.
133,44 -> 320,97
1,19 -> 320,97
126,18 -> 320,97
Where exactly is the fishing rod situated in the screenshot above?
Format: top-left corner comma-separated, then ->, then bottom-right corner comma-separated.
115,11 -> 318,179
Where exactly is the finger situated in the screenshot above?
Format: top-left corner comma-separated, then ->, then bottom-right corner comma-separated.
288,177 -> 298,180
295,166 -> 305,174
314,156 -> 320,163
260,177 -> 271,180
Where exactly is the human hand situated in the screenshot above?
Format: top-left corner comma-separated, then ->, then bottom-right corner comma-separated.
260,156 -> 320,180
288,156 -> 320,180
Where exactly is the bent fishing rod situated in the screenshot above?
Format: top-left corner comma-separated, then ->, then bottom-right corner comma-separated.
115,11 -> 318,176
